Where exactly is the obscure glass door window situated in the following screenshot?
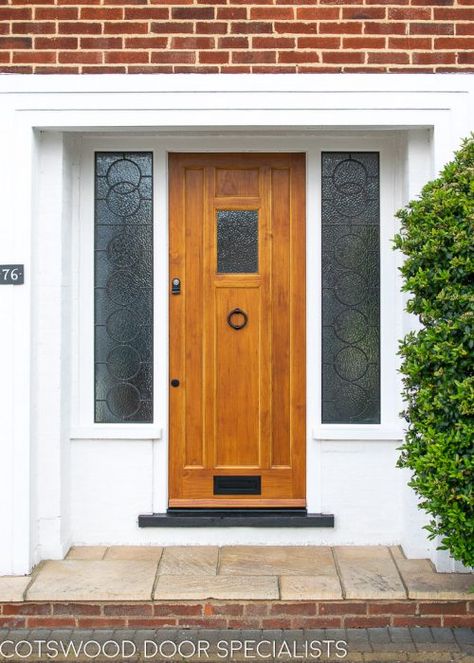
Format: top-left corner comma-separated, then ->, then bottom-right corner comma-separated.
94,152 -> 153,423
217,210 -> 258,273
321,152 -> 380,424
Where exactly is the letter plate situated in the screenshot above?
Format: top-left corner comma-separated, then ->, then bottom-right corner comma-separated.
213,475 -> 262,495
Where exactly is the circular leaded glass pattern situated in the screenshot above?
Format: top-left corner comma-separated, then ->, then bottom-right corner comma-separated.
106,308 -> 141,344
334,346 -> 369,382
106,185 -> 141,217
335,383 -> 369,420
107,232 -> 142,267
334,309 -> 367,344
321,152 -> 380,424
106,383 -> 141,419
334,189 -> 369,218
333,159 -> 367,194
334,272 -> 368,306
105,270 -> 141,306
104,158 -> 143,217
334,233 -> 367,270
107,158 -> 141,188
332,158 -> 370,218
107,345 -> 141,381
94,152 -> 153,423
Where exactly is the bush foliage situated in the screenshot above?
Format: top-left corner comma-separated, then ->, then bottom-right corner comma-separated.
393,135 -> 474,567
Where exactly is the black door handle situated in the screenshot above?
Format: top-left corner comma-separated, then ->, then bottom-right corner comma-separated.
227,308 -> 248,330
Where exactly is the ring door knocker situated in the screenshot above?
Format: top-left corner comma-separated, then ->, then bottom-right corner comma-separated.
227,307 -> 248,331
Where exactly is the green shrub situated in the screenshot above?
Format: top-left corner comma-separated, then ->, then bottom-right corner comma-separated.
393,135 -> 474,567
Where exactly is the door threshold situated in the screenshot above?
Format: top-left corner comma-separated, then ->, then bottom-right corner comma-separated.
138,509 -> 334,528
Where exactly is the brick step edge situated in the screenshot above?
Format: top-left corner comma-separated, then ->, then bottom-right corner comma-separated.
1,600 -> 473,630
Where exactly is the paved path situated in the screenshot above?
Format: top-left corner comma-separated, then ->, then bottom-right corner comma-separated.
2,545 -> 472,602
0,627 -> 473,662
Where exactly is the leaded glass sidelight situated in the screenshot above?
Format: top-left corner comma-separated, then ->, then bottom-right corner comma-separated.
217,210 -> 259,273
321,152 -> 380,424
94,152 -> 153,423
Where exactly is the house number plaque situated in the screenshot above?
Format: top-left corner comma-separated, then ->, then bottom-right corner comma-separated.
0,265 -> 24,285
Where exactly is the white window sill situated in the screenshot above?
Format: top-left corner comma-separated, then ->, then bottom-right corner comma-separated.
312,425 -> 404,441
70,426 -> 163,440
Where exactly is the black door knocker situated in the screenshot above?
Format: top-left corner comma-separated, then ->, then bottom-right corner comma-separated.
227,307 -> 248,330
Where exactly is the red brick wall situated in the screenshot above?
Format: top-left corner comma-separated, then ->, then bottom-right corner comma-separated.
0,0 -> 473,74
1,600 -> 474,629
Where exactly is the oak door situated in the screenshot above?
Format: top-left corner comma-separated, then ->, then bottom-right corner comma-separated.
169,153 -> 306,508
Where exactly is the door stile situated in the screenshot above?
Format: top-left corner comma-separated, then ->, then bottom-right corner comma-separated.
168,157 -> 185,500
290,155 -> 306,495
260,165 -> 273,471
184,166 -> 206,471
204,166 -> 216,475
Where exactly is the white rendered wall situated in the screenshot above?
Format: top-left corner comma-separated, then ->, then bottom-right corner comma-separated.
0,75 -> 473,575
30,132 -> 75,565
70,439 -> 404,547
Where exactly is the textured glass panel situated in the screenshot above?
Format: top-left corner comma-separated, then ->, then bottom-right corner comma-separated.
321,153 -> 380,424
94,152 -> 153,423
217,210 -> 258,273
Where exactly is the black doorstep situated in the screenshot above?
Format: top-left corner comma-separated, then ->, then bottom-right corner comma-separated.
138,509 -> 334,528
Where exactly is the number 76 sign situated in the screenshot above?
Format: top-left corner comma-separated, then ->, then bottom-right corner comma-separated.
0,265 -> 24,285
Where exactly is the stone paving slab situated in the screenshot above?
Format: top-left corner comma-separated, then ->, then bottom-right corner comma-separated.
403,571 -> 474,600
158,546 -> 219,576
26,560 -> 158,601
154,575 -> 279,600
389,547 -> 435,575
335,547 -> 407,600
279,574 -> 343,599
219,546 -> 335,576
104,546 -> 163,562
2,546 -> 473,603
0,577 -> 30,602
66,547 -> 107,560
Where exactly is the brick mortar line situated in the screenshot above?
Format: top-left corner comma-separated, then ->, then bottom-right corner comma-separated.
21,19 -> 420,25
0,1 -> 470,4
6,21 -> 474,26
8,18 -> 472,21
3,599 -> 473,605
2,65 -> 474,70
1,63 -> 474,70
2,5 -> 472,8
2,27 -> 472,31
6,43 -> 474,47
3,42 -> 471,50
3,38 -> 474,44
3,16 -> 474,22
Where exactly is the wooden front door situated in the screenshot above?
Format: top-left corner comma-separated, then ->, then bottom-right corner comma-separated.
169,153 -> 306,508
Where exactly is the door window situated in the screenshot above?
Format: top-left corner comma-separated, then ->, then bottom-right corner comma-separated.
217,209 -> 259,274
